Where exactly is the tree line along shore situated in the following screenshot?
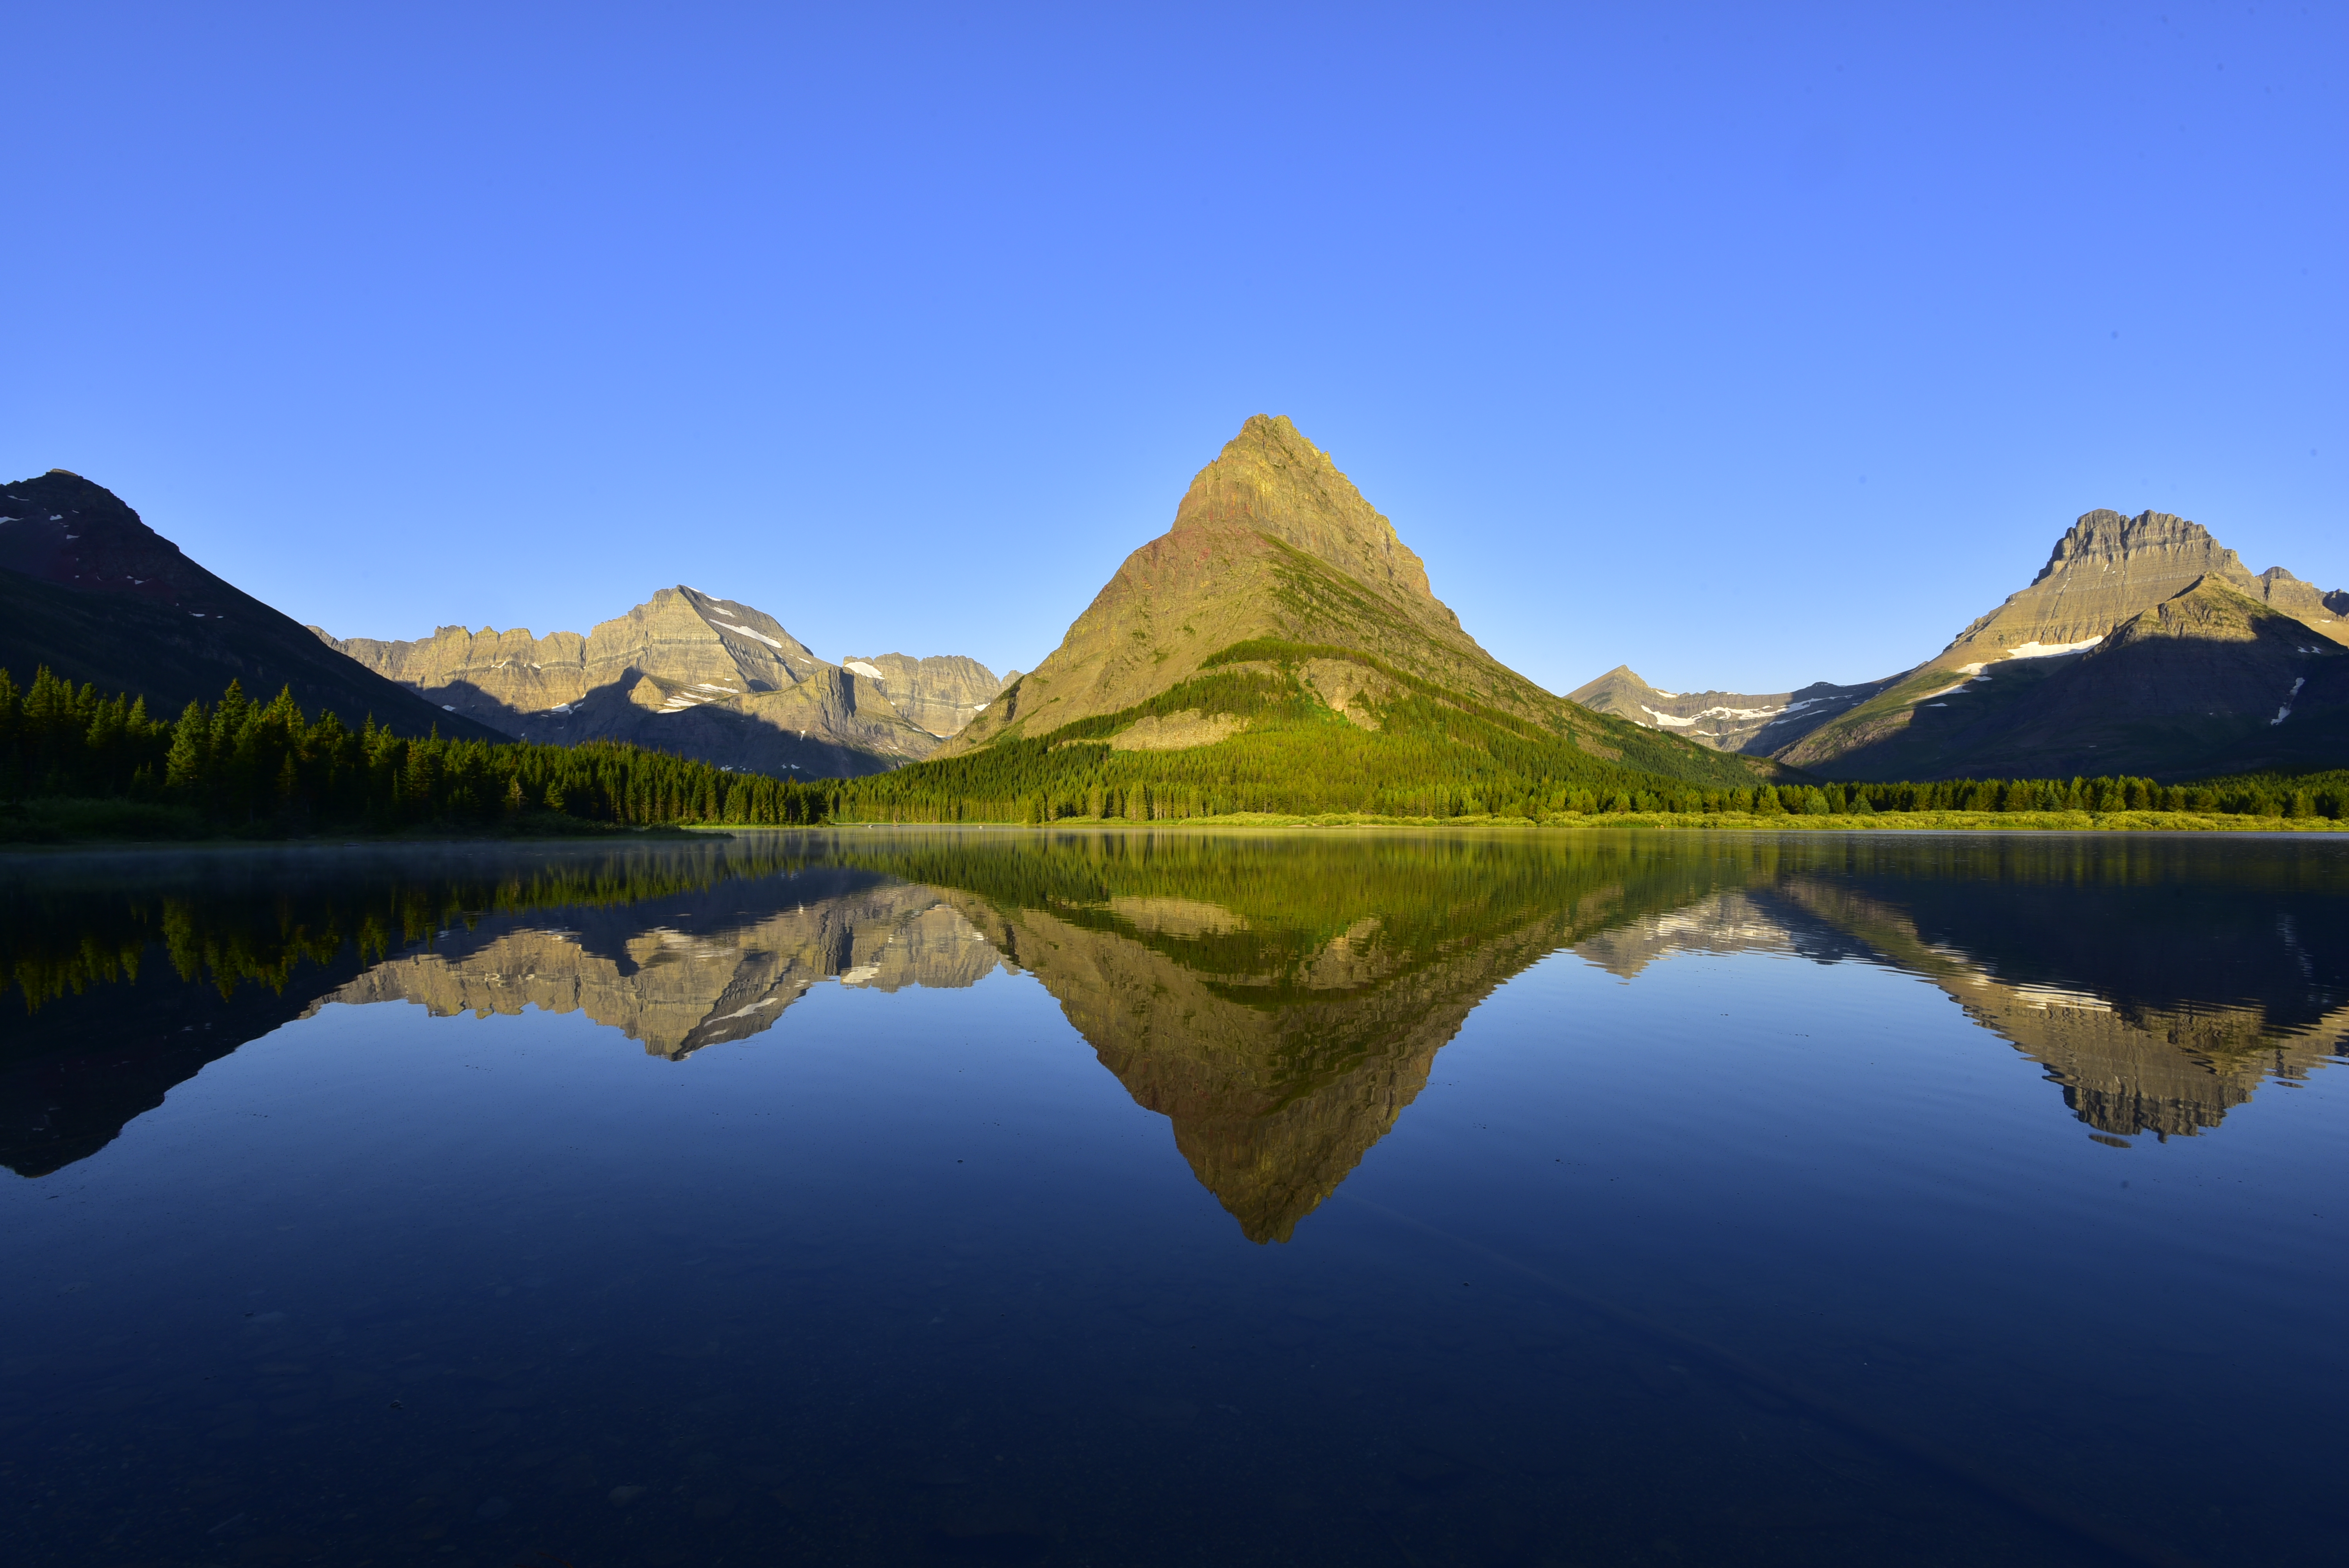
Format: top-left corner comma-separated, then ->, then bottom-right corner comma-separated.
1,668 -> 2342,843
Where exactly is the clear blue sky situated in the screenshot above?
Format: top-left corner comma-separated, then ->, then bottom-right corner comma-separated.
5,2 -> 2341,695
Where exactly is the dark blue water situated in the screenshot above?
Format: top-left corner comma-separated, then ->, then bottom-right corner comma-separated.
2,830 -> 2343,1566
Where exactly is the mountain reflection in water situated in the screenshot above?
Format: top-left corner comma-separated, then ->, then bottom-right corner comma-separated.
4,832 -> 2344,1233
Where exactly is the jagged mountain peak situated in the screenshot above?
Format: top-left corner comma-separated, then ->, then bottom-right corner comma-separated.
1172,414 -> 1437,605
2028,508 -> 2241,588
323,585 -> 1003,774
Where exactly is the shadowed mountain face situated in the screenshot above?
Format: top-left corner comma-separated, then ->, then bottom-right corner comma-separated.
1793,575 -> 2349,781
6,834 -> 2341,1223
317,589 -> 1002,777
0,472 -> 501,740
1575,508 -> 2349,780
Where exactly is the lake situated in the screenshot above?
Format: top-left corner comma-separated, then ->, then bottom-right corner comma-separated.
2,828 -> 2343,1567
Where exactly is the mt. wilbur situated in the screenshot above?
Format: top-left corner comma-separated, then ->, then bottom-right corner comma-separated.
845,415 -> 1765,822
1575,508 -> 2349,782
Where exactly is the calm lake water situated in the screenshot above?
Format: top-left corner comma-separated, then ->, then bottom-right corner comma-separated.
2,829 -> 2344,1568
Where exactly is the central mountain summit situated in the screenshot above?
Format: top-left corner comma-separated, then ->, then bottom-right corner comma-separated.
914,415 -> 1759,804
950,414 -> 1665,757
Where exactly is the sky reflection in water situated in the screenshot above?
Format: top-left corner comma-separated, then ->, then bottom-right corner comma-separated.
2,829 -> 2344,1567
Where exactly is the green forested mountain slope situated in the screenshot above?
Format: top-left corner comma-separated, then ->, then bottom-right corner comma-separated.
842,416 -> 1770,820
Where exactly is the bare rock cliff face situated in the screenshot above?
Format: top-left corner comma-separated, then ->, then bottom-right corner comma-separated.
1935,509 -> 2345,665
840,652 -> 1009,737
319,587 -> 1000,777
1169,414 -> 1447,614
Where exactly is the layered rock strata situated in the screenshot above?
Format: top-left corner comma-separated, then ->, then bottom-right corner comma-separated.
318,588 -> 1003,777
840,652 -> 1012,738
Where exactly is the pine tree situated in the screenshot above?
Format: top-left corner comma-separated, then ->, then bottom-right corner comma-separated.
164,701 -> 210,794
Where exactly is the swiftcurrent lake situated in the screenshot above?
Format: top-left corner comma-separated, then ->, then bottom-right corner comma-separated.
2,828 -> 2344,1568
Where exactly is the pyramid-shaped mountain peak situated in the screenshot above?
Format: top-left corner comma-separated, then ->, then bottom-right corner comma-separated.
1173,414 -> 1435,603
937,415 -> 1752,777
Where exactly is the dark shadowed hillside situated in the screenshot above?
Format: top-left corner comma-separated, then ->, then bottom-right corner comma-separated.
0,471 -> 501,739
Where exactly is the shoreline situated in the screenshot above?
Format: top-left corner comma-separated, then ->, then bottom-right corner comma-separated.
812,809 -> 2349,834
9,809 -> 2344,854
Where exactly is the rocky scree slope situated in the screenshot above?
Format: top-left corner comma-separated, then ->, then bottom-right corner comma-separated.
944,414 -> 1763,788
319,590 -> 1004,778
0,471 -> 501,739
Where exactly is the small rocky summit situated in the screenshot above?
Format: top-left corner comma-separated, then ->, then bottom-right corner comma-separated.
1565,666 -> 1897,756
318,589 -> 1003,777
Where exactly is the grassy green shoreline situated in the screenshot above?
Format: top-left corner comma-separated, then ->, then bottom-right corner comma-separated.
807,809 -> 2349,833
12,799 -> 2345,849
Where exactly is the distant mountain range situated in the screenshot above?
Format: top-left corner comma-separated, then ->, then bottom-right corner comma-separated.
0,471 -> 501,740
314,593 -> 1011,777
1572,509 -> 2349,779
14,451 -> 2344,790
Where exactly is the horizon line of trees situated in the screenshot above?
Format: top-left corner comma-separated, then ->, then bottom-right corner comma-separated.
0,666 -> 832,831
833,759 -> 2346,824
3,666 -> 2340,832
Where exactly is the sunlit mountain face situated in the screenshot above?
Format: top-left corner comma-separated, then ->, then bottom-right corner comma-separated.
9,832 -> 2342,1205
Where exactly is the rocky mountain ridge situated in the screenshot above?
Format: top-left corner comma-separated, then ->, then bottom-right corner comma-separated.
318,590 -> 1008,777
1575,508 -> 2349,780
